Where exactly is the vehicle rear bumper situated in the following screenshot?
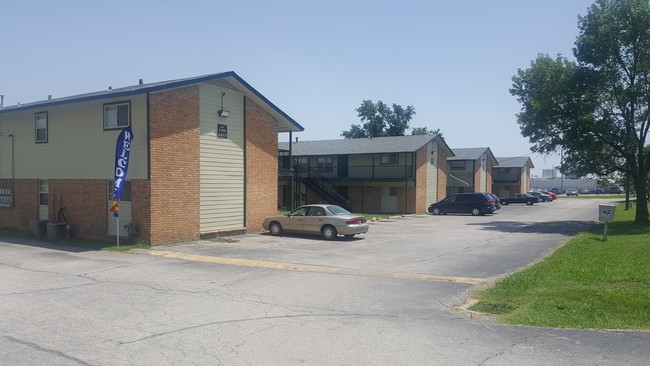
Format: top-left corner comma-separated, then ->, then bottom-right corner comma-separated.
337,223 -> 369,235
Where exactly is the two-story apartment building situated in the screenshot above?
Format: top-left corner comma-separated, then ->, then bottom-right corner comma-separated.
492,156 -> 535,196
447,147 -> 497,194
278,135 -> 454,214
0,72 -> 303,245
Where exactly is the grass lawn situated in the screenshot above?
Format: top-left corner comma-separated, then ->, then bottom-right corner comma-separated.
469,202 -> 650,330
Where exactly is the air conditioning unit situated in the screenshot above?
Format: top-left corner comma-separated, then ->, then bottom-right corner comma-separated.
30,220 -> 48,238
47,222 -> 68,240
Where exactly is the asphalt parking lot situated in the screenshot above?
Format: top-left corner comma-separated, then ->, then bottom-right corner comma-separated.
2,198 -> 649,365
151,199 -> 599,281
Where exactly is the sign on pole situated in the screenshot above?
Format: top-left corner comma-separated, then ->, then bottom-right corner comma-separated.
110,127 -> 134,246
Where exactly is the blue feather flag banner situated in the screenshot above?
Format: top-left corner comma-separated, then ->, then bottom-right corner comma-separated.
110,127 -> 134,217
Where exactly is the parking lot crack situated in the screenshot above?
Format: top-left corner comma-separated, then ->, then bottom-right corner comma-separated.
479,334 -> 542,365
4,336 -> 96,366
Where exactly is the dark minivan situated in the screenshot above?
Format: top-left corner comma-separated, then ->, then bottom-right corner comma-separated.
428,193 -> 497,216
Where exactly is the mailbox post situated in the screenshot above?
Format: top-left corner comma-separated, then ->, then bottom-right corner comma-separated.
599,204 -> 616,241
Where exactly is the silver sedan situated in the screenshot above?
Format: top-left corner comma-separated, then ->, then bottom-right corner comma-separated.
263,204 -> 369,240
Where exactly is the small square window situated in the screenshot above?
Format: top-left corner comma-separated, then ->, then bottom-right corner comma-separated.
104,102 -> 130,130
35,112 -> 48,143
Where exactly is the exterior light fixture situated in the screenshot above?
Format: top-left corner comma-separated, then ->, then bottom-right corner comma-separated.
218,92 -> 230,117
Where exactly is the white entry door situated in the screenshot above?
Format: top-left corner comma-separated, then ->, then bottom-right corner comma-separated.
107,181 -> 132,237
381,187 -> 398,213
38,180 -> 48,220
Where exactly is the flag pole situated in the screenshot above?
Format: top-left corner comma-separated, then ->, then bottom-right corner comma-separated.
116,215 -> 120,247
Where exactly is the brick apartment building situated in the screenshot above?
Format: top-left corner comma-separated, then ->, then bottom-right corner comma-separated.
0,72 -> 303,245
278,135 -> 454,214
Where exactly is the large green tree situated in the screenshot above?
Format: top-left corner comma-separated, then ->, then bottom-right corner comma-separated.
341,100 -> 416,138
511,0 -> 650,222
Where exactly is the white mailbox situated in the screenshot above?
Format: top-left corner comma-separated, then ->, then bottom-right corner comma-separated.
599,205 -> 616,223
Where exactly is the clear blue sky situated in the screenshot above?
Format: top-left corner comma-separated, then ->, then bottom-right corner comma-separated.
0,0 -> 596,175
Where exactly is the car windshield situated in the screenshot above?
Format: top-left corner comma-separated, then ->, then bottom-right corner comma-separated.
326,205 -> 351,215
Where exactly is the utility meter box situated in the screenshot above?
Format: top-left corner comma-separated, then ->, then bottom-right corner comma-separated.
599,205 -> 616,223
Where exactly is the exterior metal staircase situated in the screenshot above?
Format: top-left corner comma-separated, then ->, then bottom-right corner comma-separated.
298,167 -> 353,210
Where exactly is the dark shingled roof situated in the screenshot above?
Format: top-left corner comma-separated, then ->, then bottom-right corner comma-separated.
0,71 -> 303,132
496,156 -> 535,168
279,135 -> 453,156
448,147 -> 491,160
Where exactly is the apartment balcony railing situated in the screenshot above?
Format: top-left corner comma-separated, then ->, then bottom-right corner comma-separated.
493,173 -> 520,183
294,165 -> 414,180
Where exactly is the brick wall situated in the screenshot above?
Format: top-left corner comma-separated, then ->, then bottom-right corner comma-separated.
414,147 -> 428,212
49,179 -> 107,239
148,86 -> 201,245
0,179 -> 38,231
486,161 -> 494,193
474,159 -> 481,192
245,97 -> 278,232
131,179 -> 151,243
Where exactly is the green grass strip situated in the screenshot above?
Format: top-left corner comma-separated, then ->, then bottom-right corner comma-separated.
470,203 -> 650,330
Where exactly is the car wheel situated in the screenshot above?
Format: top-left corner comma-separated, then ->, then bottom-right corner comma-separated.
526,201 -> 533,205
432,207 -> 441,215
321,225 -> 338,240
502,201 -> 509,205
269,221 -> 283,236
471,208 -> 481,216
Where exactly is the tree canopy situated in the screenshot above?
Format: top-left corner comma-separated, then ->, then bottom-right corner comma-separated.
341,100 -> 439,138
510,0 -> 650,222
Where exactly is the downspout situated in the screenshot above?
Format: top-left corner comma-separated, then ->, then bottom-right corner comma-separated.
10,134 -> 14,205
243,96 -> 247,228
289,131 -> 294,210
146,93 -> 151,180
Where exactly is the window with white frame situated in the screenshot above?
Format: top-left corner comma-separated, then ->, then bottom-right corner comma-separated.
35,112 -> 48,143
103,101 -> 130,130
39,180 -> 49,205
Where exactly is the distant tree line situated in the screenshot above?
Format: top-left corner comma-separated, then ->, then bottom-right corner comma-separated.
341,100 -> 442,138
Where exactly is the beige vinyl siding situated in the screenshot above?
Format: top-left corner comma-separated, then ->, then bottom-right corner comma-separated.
480,154 -> 488,192
199,83 -> 246,232
426,141 -> 439,206
0,96 -> 148,180
348,154 -> 373,178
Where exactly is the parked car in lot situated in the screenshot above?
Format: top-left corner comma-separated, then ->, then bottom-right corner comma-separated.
263,204 -> 368,240
500,193 -> 538,205
486,193 -> 501,209
428,193 -> 497,216
528,191 -> 553,202
540,190 -> 558,200
566,188 -> 580,196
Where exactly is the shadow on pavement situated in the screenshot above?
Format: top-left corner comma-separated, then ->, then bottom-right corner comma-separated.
467,220 -> 595,235
0,236 -> 102,253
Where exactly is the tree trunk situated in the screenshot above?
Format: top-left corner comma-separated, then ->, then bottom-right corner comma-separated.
631,172 -> 649,223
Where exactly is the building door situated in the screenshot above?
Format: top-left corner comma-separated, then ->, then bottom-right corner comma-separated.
338,156 -> 348,178
107,181 -> 132,237
38,180 -> 48,220
381,187 -> 398,213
